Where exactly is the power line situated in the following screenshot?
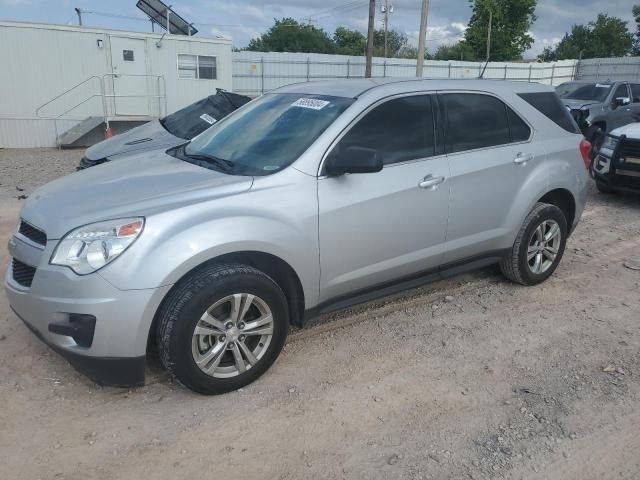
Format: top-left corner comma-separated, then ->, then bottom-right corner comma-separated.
308,1 -> 367,20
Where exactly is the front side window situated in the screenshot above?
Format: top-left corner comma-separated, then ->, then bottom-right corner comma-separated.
181,93 -> 354,175
332,95 -> 435,166
631,84 -> 640,103
442,93 -> 512,153
178,54 -> 217,80
612,84 -> 629,101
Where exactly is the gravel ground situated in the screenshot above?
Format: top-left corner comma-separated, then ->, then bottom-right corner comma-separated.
1,148 -> 640,480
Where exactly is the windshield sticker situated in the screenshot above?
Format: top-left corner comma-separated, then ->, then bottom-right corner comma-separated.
291,98 -> 330,110
595,84 -> 611,88
200,113 -> 217,124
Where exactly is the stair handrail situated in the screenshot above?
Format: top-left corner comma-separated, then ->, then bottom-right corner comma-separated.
35,76 -> 106,119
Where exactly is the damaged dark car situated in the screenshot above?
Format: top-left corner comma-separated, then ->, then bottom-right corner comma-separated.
79,89 -> 251,169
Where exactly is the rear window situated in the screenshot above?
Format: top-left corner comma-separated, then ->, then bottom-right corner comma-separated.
518,92 -> 580,134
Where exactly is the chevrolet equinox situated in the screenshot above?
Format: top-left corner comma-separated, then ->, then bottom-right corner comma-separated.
6,79 -> 590,394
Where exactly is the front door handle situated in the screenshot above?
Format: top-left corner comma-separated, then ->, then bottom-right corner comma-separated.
418,175 -> 445,189
514,152 -> 534,165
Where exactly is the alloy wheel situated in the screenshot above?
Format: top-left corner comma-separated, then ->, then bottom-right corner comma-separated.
191,293 -> 274,378
527,219 -> 561,274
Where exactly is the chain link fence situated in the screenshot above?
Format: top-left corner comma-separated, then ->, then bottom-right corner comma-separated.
232,52 -> 578,96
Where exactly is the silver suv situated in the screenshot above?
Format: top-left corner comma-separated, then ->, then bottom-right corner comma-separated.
5,79 -> 589,394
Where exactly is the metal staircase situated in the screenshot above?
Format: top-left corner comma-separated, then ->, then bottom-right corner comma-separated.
35,74 -> 167,147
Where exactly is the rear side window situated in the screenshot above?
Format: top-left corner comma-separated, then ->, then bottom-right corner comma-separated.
632,84 -> 640,103
507,107 -> 531,142
442,93 -> 511,153
518,92 -> 580,134
335,95 -> 435,165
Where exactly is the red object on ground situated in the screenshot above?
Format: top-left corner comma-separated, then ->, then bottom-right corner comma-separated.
105,127 -> 113,139
579,139 -> 591,169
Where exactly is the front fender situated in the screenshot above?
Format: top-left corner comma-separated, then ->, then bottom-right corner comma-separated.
99,214 -> 320,307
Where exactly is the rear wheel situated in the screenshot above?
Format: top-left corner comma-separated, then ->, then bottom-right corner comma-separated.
500,203 -> 567,286
157,263 -> 289,394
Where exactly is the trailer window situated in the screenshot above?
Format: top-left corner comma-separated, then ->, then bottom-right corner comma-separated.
178,54 -> 217,80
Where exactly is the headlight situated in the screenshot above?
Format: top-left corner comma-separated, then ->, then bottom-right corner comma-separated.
51,218 -> 144,274
601,136 -> 619,151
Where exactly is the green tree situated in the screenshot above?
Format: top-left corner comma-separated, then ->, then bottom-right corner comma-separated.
372,29 -> 408,57
632,4 -> 640,55
537,46 -> 556,61
463,0 -> 537,61
552,24 -> 592,59
333,27 -> 366,56
433,41 -> 477,61
246,18 -> 335,53
543,14 -> 633,60
395,45 -> 432,59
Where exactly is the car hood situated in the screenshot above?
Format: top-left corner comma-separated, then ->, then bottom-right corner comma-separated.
561,99 -> 601,110
610,122 -> 640,139
20,149 -> 253,239
84,120 -> 184,161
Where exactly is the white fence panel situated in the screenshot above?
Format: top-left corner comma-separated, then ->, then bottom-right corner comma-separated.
232,51 -> 578,96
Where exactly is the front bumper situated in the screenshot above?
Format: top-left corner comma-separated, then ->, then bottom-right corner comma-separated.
5,233 -> 171,387
591,133 -> 640,193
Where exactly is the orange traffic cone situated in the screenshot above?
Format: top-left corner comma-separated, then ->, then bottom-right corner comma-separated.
105,126 -> 113,139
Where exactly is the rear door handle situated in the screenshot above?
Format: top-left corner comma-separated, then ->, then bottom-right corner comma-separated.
514,152 -> 534,165
418,175 -> 445,189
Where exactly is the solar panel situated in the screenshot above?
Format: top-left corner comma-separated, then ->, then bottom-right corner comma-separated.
136,0 -> 198,36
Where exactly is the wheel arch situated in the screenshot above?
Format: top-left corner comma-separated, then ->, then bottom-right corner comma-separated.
147,250 -> 306,353
538,188 -> 576,231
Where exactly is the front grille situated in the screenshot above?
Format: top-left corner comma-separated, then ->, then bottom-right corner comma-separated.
18,220 -> 47,246
621,139 -> 640,159
12,258 -> 36,288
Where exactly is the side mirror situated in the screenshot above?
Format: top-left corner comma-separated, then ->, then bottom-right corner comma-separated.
324,146 -> 383,176
613,97 -> 630,108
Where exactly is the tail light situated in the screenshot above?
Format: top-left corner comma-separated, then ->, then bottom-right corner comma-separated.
579,139 -> 592,169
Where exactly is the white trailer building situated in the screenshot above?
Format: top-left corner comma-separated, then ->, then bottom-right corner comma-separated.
0,21 -> 233,148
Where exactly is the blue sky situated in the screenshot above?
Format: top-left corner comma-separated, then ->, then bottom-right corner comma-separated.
1,0 -> 636,57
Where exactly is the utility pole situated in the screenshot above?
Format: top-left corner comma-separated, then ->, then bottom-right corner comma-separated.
381,0 -> 393,58
485,9 -> 492,62
74,7 -> 82,26
416,0 -> 429,77
365,0 -> 376,78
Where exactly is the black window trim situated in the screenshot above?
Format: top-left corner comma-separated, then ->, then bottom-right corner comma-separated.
438,90 -> 533,157
319,91 -> 444,177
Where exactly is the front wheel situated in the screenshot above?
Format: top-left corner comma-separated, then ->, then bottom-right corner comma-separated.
157,264 -> 289,394
500,203 -> 567,286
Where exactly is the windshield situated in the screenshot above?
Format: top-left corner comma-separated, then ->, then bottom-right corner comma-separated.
183,93 -> 354,175
160,92 -> 250,139
556,82 -> 612,102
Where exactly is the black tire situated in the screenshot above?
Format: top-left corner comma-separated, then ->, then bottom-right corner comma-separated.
595,180 -> 617,194
500,202 -> 568,286
156,263 -> 289,395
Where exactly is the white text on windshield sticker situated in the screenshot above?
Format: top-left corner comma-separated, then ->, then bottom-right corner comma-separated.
595,84 -> 611,88
200,113 -> 217,124
291,98 -> 330,110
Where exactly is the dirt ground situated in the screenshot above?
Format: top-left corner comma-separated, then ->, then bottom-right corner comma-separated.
1,148 -> 639,480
